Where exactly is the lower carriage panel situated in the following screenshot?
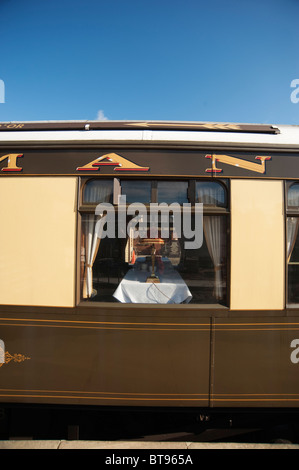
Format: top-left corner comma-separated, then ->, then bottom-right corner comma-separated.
0,311 -> 211,407
2,312 -> 299,409
212,317 -> 299,407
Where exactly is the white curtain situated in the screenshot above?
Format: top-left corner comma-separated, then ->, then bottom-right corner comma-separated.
196,182 -> 225,207
82,181 -> 113,298
197,183 -> 226,300
203,216 -> 225,300
287,217 -> 299,262
84,179 -> 113,204
82,215 -> 104,298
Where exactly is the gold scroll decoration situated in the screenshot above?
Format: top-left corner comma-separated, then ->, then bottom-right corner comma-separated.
0,351 -> 31,368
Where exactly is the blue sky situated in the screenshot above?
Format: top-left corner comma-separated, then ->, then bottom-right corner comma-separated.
0,0 -> 299,125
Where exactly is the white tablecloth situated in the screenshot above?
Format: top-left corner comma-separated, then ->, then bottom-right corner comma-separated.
113,259 -> 192,304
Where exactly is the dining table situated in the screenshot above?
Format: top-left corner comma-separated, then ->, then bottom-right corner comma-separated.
113,258 -> 192,304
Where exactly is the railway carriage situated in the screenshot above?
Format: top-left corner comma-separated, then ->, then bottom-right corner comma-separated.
0,120 -> 299,419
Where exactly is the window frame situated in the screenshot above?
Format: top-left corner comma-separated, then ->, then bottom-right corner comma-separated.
77,176 -> 230,308
286,181 -> 299,307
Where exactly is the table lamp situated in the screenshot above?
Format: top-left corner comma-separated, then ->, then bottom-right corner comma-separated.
141,238 -> 165,283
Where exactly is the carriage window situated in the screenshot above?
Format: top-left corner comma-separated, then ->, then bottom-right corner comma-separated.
288,183 -> 299,209
287,183 -> 299,304
79,179 -> 228,305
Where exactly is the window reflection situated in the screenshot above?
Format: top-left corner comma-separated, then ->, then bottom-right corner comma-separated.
196,181 -> 227,207
121,180 -> 151,204
81,213 -> 227,305
80,178 -> 228,305
157,181 -> 189,204
83,179 -> 113,204
288,183 -> 299,209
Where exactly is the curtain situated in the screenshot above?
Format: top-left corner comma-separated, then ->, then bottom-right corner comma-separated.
197,183 -> 226,300
82,181 -> 113,298
82,215 -> 104,298
83,179 -> 113,204
203,216 -> 225,300
287,217 -> 299,262
196,182 -> 225,207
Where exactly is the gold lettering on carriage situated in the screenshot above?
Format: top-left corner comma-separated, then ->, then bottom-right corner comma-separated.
205,154 -> 271,174
76,153 -> 149,172
0,152 -> 273,174
0,153 -> 23,172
